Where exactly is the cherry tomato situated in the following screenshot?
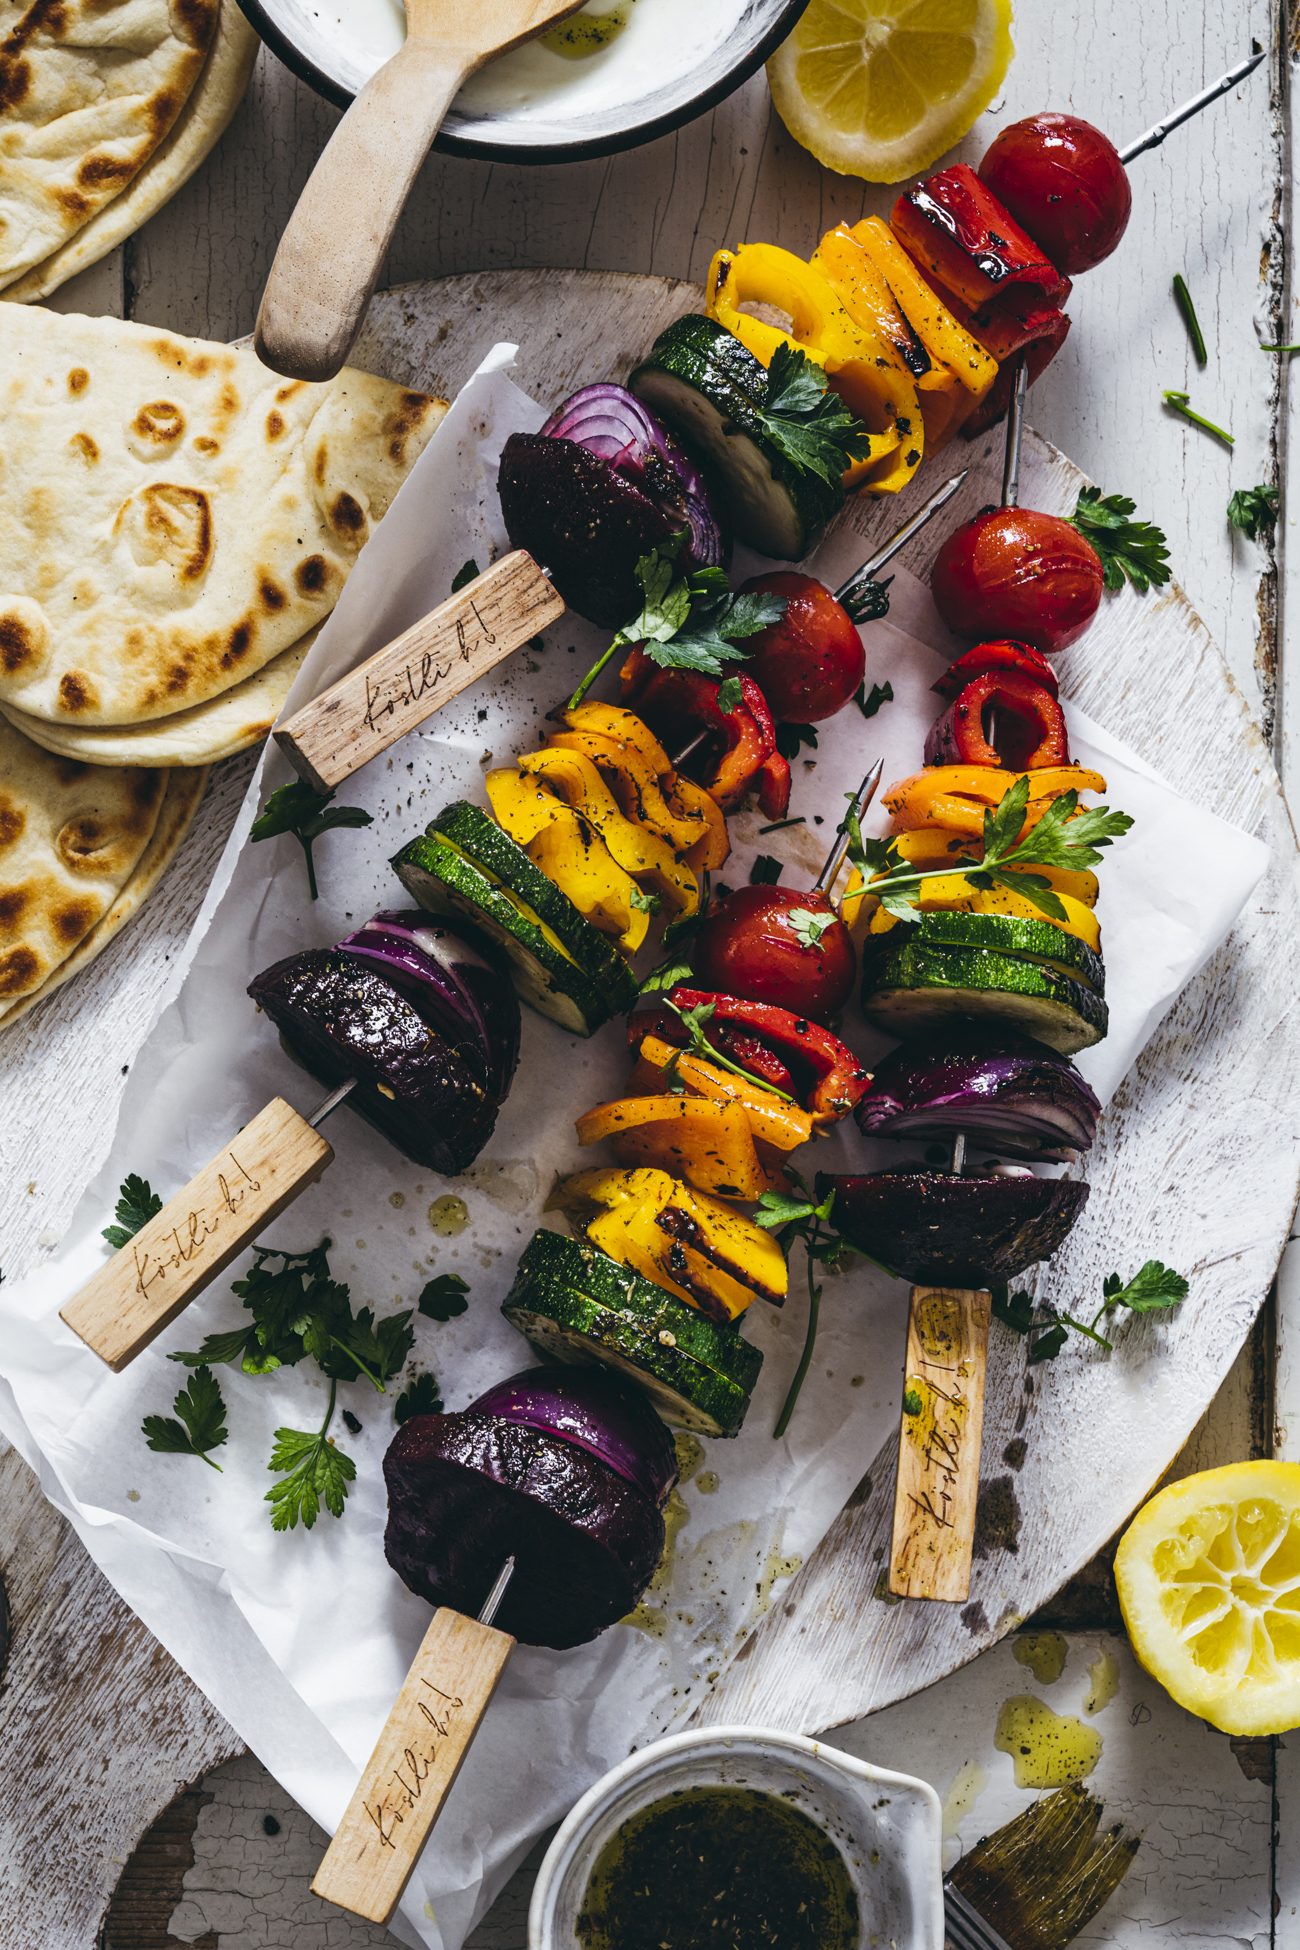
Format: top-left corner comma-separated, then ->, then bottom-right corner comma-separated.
979,114 -> 1132,277
931,507 -> 1104,655
691,885 -> 856,1020
737,571 -> 865,723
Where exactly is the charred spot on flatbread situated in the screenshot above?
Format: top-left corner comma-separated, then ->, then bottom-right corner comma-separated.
173,0 -> 218,45
330,491 -> 366,541
295,554 -> 330,596
0,946 -> 41,998
132,400 -> 186,448
0,610 -> 44,676
53,896 -> 97,943
388,391 -> 437,462
57,670 -> 98,714
266,409 -> 286,441
70,432 -> 99,463
220,619 -> 255,670
0,886 -> 30,927
0,799 -> 24,849
259,575 -> 287,613
114,482 -> 213,582
67,367 -> 89,394
78,150 -> 137,191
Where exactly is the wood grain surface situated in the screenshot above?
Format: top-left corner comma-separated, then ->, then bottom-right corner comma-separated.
889,1286 -> 992,1604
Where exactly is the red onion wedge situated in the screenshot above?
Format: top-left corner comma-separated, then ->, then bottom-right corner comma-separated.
338,911 -> 520,1105
856,1031 -> 1100,1159
472,1363 -> 678,1511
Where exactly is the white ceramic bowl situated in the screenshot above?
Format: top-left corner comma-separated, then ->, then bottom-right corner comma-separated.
235,0 -> 809,161
528,1724 -> 945,1949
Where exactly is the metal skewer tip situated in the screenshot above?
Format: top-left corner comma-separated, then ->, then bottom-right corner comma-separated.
815,757 -> 885,896
307,1075 -> 359,1129
1119,48 -> 1267,164
479,1556 -> 516,1627
1000,359 -> 1029,512
834,468 -> 970,609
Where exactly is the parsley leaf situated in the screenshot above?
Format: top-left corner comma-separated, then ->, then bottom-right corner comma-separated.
901,1387 -> 923,1417
1070,488 -> 1172,594
265,1388 -> 356,1530
250,781 -> 373,902
776,722 -> 818,759
639,954 -> 695,996
662,996 -> 795,1104
839,574 -> 892,625
103,1173 -> 163,1250
750,854 -> 784,886
758,346 -> 876,488
854,680 -> 894,719
1227,485 -> 1278,542
786,906 -> 837,949
417,1273 -> 470,1321
993,1260 -> 1188,1362
717,675 -> 743,714
395,1371 -> 444,1424
451,557 -> 481,592
142,1365 -> 228,1471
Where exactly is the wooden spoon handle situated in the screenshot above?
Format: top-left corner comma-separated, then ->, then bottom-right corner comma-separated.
256,37 -> 470,381
312,1609 -> 515,1924
888,1284 -> 991,1602
60,1099 -> 333,1370
274,552 -> 565,793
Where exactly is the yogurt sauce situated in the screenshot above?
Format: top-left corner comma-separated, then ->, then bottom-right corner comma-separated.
319,0 -> 748,131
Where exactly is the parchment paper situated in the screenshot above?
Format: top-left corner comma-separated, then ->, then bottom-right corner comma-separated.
0,347 -> 1269,1950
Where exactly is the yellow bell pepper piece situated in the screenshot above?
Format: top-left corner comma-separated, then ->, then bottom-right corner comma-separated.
885,827 -> 1099,906
847,218 -> 998,446
884,765 -> 1107,840
518,747 -> 700,917
550,1166 -> 787,1320
485,768 -> 649,953
631,1033 -> 815,1152
669,772 -> 730,873
863,874 -> 1101,951
557,702 -> 730,868
705,242 -> 922,495
575,1094 -> 780,1200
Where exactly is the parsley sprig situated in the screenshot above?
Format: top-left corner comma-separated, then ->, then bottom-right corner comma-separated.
1071,488 -> 1171,594
266,1382 -> 357,1530
659,995 -> 796,1106
1163,389 -> 1234,447
756,1178 -> 879,1437
757,345 -> 877,489
142,1364 -> 228,1470
842,775 -> 1133,927
566,536 -> 784,712
994,1260 -> 1188,1363
250,781 -> 373,902
1227,485 -> 1278,542
103,1173 -> 163,1249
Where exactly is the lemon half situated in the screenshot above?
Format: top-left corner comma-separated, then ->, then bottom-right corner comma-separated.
767,0 -> 1015,183
1115,1460 -> 1300,1736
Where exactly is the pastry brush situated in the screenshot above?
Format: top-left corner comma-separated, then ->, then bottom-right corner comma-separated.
945,1781 -> 1139,1950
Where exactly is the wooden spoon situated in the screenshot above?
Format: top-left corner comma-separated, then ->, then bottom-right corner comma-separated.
256,0 -> 588,382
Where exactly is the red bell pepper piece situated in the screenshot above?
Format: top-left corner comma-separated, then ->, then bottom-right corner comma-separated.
933,641 -> 1059,700
963,308 -> 1072,435
891,164 -> 1071,315
923,670 -> 1070,770
631,989 -> 870,1124
619,654 -> 791,817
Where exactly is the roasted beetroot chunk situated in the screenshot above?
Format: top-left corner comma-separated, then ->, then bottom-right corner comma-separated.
247,950 -> 503,1173
819,1168 -> 1089,1286
383,1411 -> 667,1648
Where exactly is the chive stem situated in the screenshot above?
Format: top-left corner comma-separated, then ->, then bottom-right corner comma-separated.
1172,274 -> 1207,367
1162,390 -> 1234,446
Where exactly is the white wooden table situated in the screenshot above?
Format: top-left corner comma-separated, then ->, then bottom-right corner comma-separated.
4,4 -> 1297,1945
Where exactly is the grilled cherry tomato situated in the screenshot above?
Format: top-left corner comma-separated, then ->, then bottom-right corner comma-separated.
691,885 -> 856,1020
737,571 -> 866,723
931,507 -> 1104,655
979,114 -> 1132,276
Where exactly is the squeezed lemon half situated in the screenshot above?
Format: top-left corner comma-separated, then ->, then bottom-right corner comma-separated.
1115,1460 -> 1300,1735
766,0 -> 1015,183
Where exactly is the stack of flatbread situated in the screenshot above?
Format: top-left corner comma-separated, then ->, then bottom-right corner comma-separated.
0,716 -> 207,1029
0,0 -> 259,305
0,302 -> 448,766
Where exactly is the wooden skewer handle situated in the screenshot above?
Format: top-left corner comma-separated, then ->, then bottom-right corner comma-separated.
888,1284 -> 991,1603
60,1099 -> 333,1371
274,551 -> 565,793
312,1609 -> 515,1925
255,37 -> 471,382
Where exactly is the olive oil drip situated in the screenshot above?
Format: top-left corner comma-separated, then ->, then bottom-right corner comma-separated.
541,2 -> 633,59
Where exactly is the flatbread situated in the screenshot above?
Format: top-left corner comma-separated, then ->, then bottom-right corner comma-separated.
2,2 -> 258,306
0,715 -> 166,1014
0,0 -> 218,290
0,624 -> 317,766
0,763 -> 207,1030
0,304 -> 446,726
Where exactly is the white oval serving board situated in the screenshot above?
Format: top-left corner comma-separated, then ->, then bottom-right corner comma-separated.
5,271 -> 1300,1746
